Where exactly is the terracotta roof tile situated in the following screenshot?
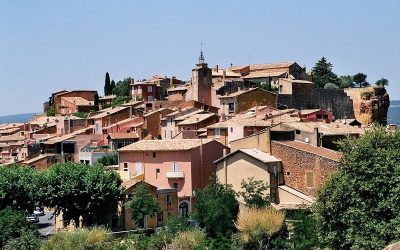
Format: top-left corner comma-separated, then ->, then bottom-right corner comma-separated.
273,140 -> 341,161
118,139 -> 212,152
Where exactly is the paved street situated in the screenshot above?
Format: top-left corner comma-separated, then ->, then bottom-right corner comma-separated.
37,210 -> 55,236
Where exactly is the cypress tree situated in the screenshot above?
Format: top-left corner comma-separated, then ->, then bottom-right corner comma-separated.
104,72 -> 111,96
94,93 -> 99,111
110,80 -> 116,93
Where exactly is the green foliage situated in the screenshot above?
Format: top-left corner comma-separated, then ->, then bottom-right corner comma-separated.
72,112 -> 88,118
112,96 -> 130,107
127,182 -> 161,227
314,127 -> 400,249
323,82 -> 339,89
112,78 -> 131,97
97,153 -> 118,166
0,165 -> 39,212
194,175 -> 239,238
288,210 -> 320,250
110,80 -> 116,92
311,57 -> 341,88
46,107 -> 55,117
104,72 -> 111,96
238,177 -> 270,208
170,229 -> 208,250
38,163 -> 124,226
339,75 -> 354,88
256,82 -> 279,93
135,95 -> 143,101
353,72 -> 369,87
375,77 -> 389,86
41,227 -> 114,250
0,207 -> 39,248
6,229 -> 42,250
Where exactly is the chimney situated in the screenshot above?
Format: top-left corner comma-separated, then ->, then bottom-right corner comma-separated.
222,70 -> 226,80
214,65 -> 219,72
130,78 -> 135,85
170,77 -> 174,88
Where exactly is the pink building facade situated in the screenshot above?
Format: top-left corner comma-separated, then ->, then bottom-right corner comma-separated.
118,139 -> 229,215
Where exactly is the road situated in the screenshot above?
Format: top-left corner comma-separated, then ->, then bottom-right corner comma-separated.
37,210 -> 55,236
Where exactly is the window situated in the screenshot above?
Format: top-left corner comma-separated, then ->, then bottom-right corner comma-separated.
172,162 -> 179,172
228,103 -> 235,113
157,212 -> 164,227
286,171 -> 291,176
147,86 -> 153,92
296,129 -> 301,135
156,168 -> 160,179
138,86 -> 142,94
316,114 -> 322,119
147,96 -> 154,102
135,161 -> 142,174
153,152 -> 156,158
123,163 -> 128,172
323,114 -> 328,119
166,194 -> 172,205
306,172 -> 314,187
173,182 -> 178,189
230,127 -> 233,133
215,128 -> 221,139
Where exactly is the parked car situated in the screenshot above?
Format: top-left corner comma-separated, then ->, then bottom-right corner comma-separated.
33,207 -> 44,216
27,214 -> 39,223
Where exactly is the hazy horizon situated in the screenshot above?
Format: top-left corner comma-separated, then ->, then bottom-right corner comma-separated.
1,0 -> 399,116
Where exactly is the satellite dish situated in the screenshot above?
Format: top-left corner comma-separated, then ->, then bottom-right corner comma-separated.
305,138 -> 310,143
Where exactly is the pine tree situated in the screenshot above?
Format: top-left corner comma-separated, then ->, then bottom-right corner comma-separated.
104,72 -> 111,96
312,57 -> 341,88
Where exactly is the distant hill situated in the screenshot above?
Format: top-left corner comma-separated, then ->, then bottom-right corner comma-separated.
0,113 -> 39,124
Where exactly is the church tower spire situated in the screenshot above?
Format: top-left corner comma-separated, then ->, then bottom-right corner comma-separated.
198,42 -> 205,64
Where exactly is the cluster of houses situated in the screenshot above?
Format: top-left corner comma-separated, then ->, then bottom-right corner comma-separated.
1,54 -> 377,231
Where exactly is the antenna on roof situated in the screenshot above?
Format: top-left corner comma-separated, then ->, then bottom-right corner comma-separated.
199,42 -> 205,63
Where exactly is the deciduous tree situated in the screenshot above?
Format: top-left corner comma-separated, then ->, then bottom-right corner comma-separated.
112,77 -> 131,97
38,163 -> 124,227
194,175 -> 239,238
314,127 -> 400,249
238,177 -> 270,208
127,182 -> 161,228
0,165 -> 39,212
353,72 -> 369,87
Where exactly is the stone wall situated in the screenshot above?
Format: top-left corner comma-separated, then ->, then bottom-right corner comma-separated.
271,141 -> 338,197
278,86 -> 390,124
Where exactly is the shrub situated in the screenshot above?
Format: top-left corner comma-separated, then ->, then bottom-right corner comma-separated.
97,153 -> 118,166
46,107 -> 55,117
41,227 -> 113,250
170,229 -> 207,250
324,82 -> 339,89
0,207 -> 39,248
6,229 -> 42,250
236,207 -> 285,250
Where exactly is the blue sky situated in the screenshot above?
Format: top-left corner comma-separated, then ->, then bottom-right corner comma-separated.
0,0 -> 399,116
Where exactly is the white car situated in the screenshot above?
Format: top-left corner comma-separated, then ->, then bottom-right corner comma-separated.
33,207 -> 44,216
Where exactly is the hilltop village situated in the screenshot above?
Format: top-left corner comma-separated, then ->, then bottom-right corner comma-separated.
0,54 -> 392,231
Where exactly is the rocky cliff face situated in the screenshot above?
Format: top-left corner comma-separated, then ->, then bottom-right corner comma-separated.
345,87 -> 390,125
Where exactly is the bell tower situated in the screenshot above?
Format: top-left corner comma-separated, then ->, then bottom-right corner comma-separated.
191,44 -> 212,105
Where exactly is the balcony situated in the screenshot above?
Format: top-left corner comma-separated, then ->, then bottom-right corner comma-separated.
166,171 -> 185,178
